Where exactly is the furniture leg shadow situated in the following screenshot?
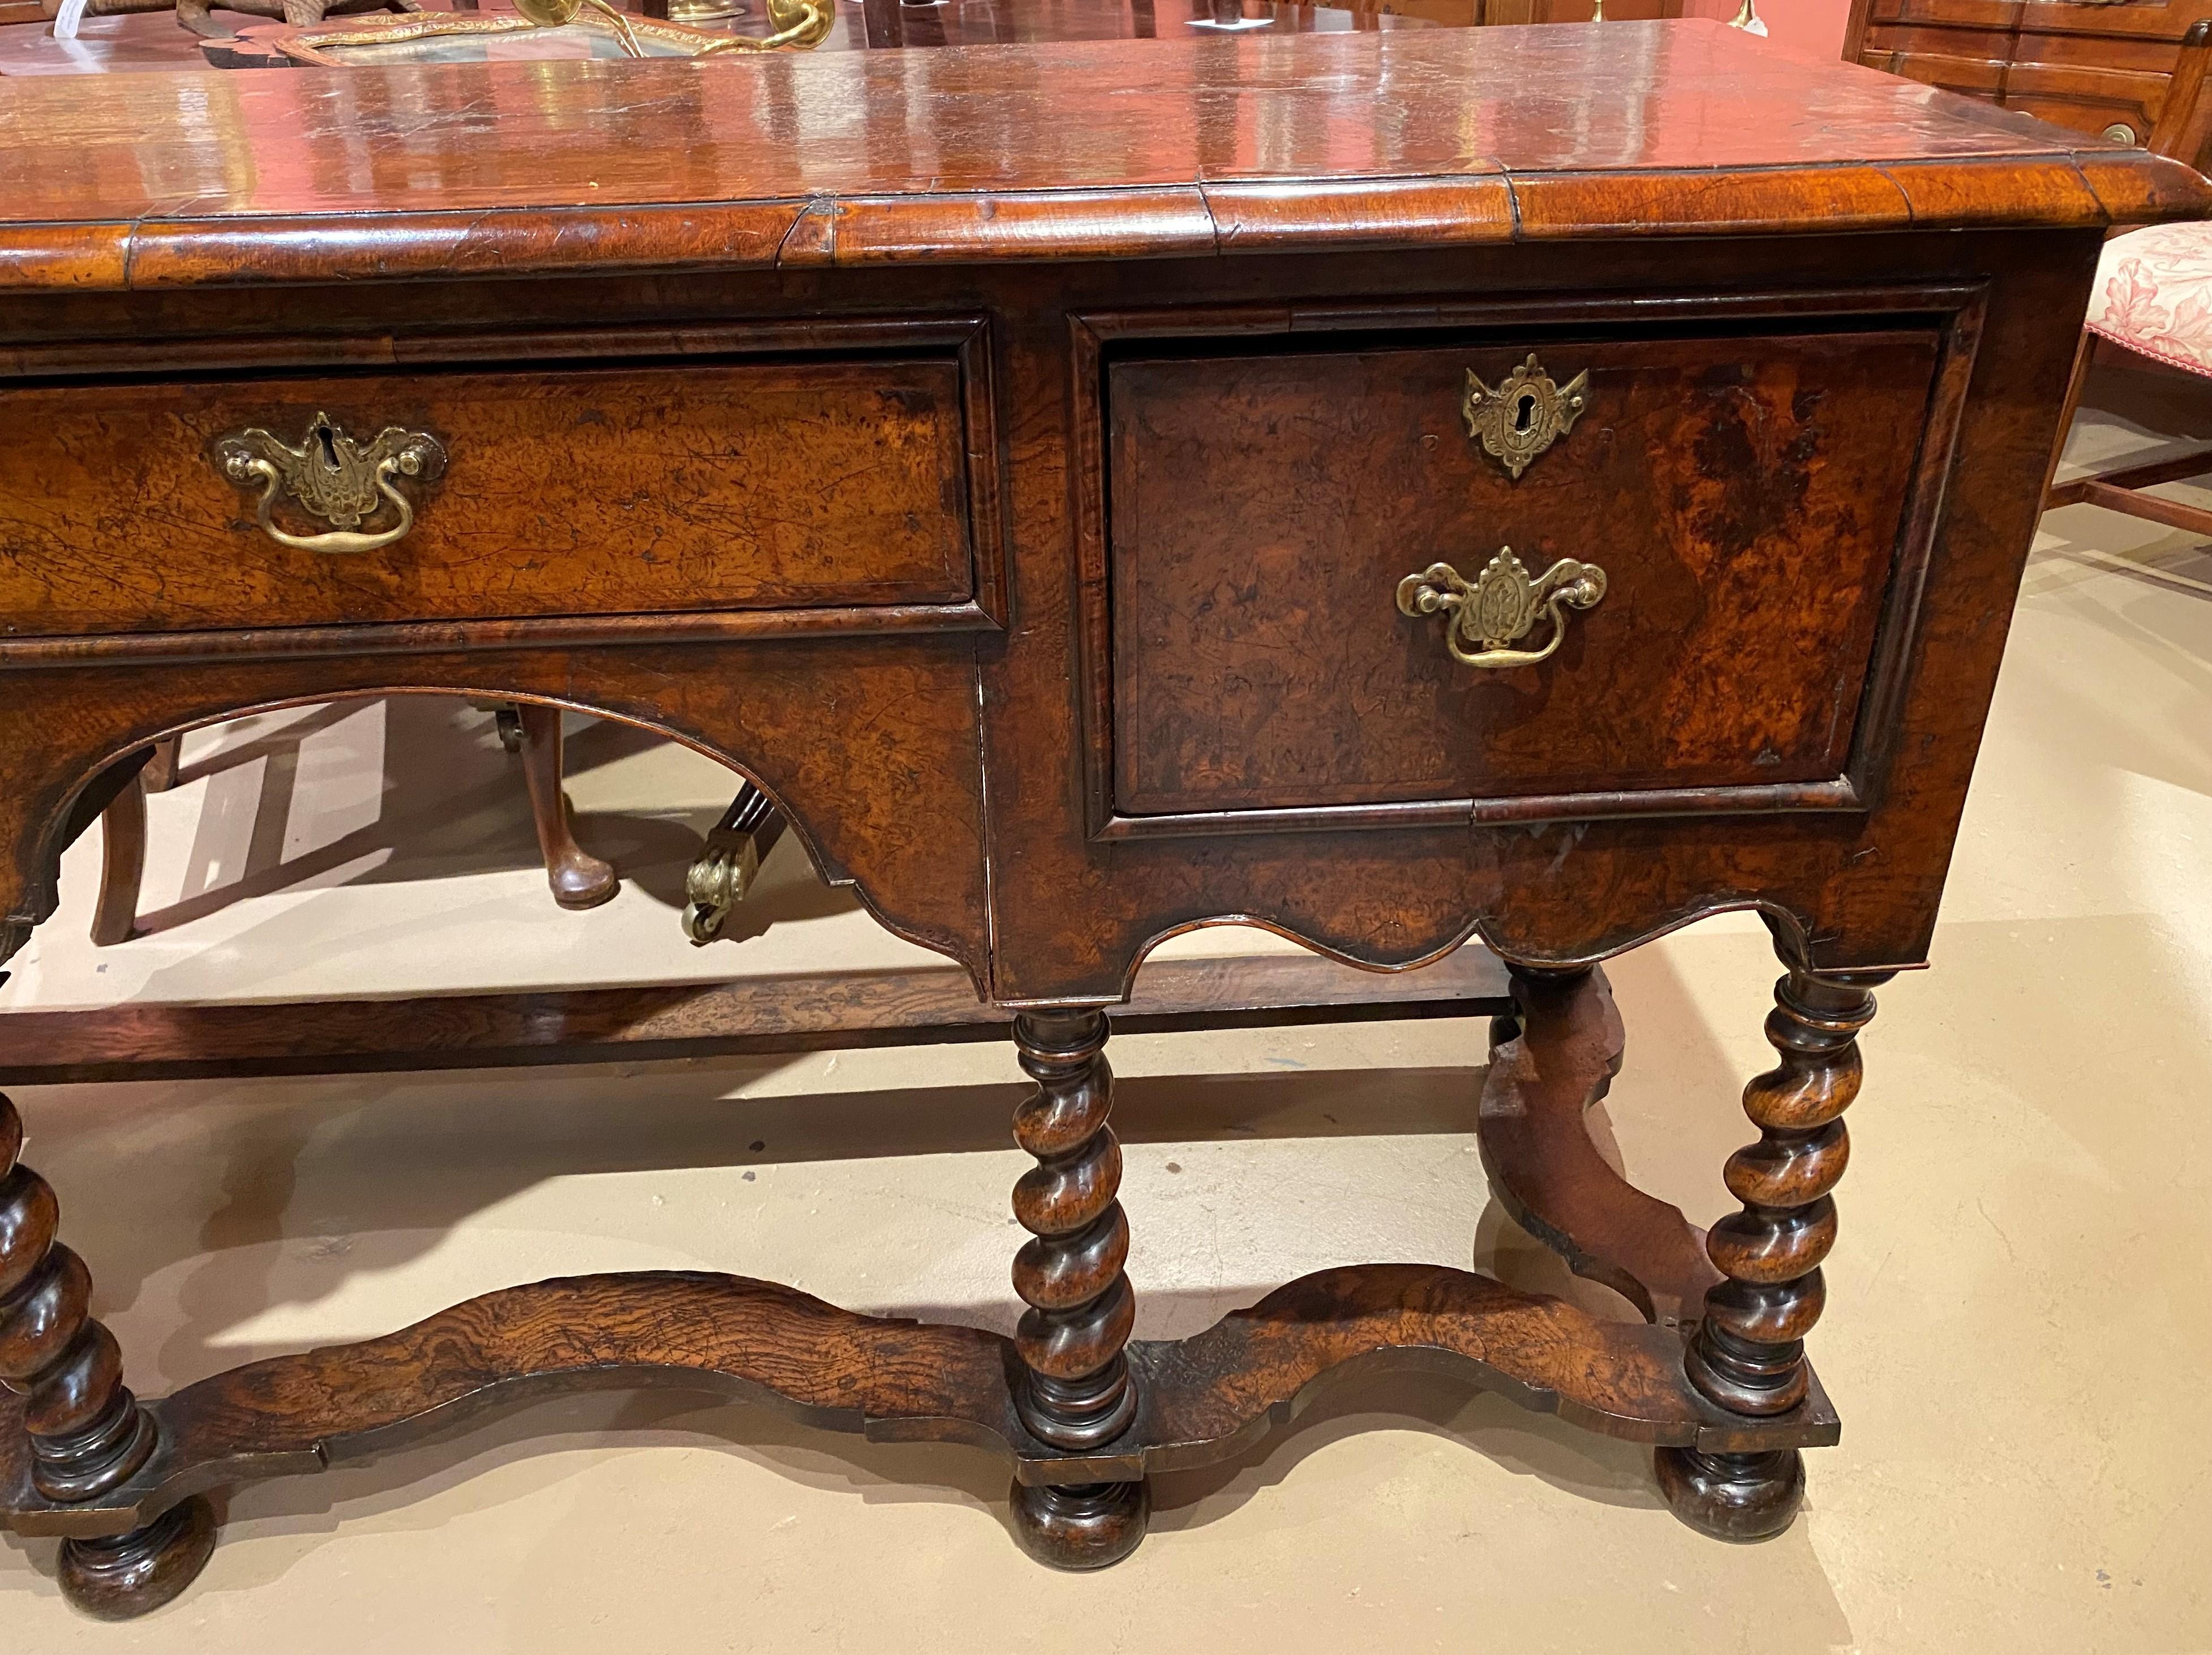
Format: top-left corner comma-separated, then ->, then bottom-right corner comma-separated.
90,709 -> 617,946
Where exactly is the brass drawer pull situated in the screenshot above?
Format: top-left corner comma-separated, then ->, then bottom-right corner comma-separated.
1397,549 -> 1607,669
216,412 -> 447,555
1463,354 -> 1588,479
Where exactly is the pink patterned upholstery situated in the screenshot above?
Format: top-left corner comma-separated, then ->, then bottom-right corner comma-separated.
2086,222 -> 2212,379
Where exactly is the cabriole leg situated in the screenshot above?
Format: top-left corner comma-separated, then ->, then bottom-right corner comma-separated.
1006,1009 -> 1145,1570
1659,968 -> 1889,1541
516,704 -> 617,912
0,1089 -> 216,1618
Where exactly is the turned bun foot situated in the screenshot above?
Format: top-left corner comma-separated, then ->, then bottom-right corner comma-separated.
56,1495 -> 218,1620
1654,1447 -> 1805,1542
1009,1478 -> 1148,1570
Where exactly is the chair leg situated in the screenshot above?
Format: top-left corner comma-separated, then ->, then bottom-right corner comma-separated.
140,735 -> 183,795
2040,332 -> 2212,533
88,773 -> 147,949
515,705 -> 618,912
2040,331 -> 2099,512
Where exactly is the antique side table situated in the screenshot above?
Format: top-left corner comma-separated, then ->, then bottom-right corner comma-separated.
0,20 -> 2202,1619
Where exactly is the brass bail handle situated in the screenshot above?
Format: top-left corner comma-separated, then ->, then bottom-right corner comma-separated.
1397,549 -> 1607,670
1410,350 -> 1604,666
216,413 -> 446,556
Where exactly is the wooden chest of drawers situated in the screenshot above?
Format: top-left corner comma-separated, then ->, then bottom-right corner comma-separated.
1848,0 -> 2212,156
0,19 -> 2201,1622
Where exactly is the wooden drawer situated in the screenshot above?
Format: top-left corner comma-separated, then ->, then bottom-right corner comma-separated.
1871,0 -> 2023,29
0,342 -> 989,640
1862,44 -> 2011,96
1879,0 -> 2211,40
2003,61 -> 2171,138
2003,84 -> 2165,140
2018,0 -> 2212,41
1862,19 -> 2016,61
1103,315 -> 1963,827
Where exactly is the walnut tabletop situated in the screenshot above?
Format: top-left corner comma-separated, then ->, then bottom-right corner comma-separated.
0,17 -> 2206,1620
0,22 -> 2201,290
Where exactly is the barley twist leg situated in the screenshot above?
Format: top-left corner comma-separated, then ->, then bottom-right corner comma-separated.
1004,1009 -> 1145,1569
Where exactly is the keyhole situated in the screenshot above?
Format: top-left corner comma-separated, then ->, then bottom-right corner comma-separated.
1514,393 -> 1536,433
314,422 -> 339,468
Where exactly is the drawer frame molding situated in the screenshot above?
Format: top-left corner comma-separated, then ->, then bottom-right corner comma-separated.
1070,283 -> 1988,842
0,311 -> 1009,664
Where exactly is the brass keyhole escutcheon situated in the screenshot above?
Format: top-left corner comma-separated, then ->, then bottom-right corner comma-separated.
1463,354 -> 1590,480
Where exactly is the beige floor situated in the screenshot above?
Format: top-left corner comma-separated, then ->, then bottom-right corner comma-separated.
2,360 -> 2210,1654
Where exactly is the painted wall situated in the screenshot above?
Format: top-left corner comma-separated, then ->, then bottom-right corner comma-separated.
1749,0 -> 1855,65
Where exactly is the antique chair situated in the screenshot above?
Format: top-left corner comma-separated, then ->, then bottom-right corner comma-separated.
89,704 -> 616,946
2044,22 -> 2212,531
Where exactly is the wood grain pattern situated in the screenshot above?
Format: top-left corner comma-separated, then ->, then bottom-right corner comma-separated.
0,1263 -> 1838,1541
1107,327 -> 1940,816
972,226 -> 2102,1000
851,0 -> 1475,52
2151,20 -> 2212,170
0,644 -> 994,991
0,355 -> 976,638
0,228 -> 2119,998
1477,966 -> 1724,1330
0,25 -> 2202,293
1118,1264 -> 1833,1467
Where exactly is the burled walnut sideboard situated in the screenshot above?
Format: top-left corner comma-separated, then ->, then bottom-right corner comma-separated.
0,20 -> 2201,1619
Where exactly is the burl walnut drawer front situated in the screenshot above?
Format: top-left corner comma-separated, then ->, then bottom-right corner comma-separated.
0,351 -> 981,639
1106,323 -> 1954,825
